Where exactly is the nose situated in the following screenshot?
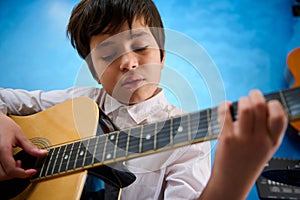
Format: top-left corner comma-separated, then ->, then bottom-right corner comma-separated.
119,52 -> 138,72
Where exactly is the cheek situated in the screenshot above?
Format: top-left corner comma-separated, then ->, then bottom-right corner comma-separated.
91,51 -> 115,80
98,67 -> 117,90
142,63 -> 162,84
93,61 -> 109,80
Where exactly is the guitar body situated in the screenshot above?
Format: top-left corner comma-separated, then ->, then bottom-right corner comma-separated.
287,47 -> 300,132
6,97 -> 99,200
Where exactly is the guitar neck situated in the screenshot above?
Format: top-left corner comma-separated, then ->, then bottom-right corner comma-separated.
32,86 -> 300,181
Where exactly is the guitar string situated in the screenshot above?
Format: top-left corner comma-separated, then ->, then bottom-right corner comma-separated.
42,99 -> 264,173
49,110 -> 219,160
42,100 -> 263,174
38,110 -> 220,176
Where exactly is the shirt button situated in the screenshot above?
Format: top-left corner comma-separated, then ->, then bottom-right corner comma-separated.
121,108 -> 127,113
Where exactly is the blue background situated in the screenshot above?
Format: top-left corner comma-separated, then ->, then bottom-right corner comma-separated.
0,0 -> 299,199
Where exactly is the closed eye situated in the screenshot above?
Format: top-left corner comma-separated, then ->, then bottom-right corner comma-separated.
102,52 -> 117,62
133,45 -> 149,52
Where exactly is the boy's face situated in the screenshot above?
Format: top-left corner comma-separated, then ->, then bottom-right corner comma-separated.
90,18 -> 165,105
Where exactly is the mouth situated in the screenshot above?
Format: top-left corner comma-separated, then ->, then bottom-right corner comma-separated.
121,75 -> 145,89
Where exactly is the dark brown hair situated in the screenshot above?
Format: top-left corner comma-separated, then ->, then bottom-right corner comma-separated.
67,0 -> 165,80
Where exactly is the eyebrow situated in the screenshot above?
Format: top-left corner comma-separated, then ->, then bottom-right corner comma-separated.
94,30 -> 151,51
96,41 -> 114,49
130,30 -> 151,39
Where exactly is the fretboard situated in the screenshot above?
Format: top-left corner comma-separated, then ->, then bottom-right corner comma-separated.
31,86 -> 300,181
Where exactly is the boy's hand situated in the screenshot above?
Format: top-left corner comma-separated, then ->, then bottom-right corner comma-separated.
200,90 -> 287,200
0,112 -> 48,181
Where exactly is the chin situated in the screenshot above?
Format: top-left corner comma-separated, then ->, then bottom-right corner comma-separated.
128,96 -> 147,105
113,86 -> 159,105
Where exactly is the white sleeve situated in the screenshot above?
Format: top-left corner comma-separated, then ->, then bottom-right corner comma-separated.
0,87 -> 101,115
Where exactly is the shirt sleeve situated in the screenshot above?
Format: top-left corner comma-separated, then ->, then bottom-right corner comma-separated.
0,87 -> 102,115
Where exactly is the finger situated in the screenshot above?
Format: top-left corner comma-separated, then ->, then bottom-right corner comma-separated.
0,166 -> 37,181
16,134 -> 48,157
249,90 -> 267,134
237,96 -> 254,135
267,100 -> 287,146
15,160 -> 37,177
0,147 -> 35,180
218,101 -> 234,136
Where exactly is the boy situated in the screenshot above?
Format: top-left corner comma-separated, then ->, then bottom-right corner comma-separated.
0,0 -> 287,199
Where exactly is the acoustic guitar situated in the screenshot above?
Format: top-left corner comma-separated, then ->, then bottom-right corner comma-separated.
0,86 -> 299,200
287,47 -> 300,133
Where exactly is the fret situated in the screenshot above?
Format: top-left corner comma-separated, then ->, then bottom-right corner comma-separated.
84,137 -> 98,166
32,157 -> 46,180
141,123 -> 155,152
33,148 -> 56,179
116,130 -> 129,158
66,141 -> 80,171
139,126 -> 144,153
265,92 -> 281,102
189,110 -> 208,142
125,129 -> 131,157
60,143 -> 73,172
103,132 -> 117,161
189,111 -> 202,141
169,118 -> 174,146
210,107 -> 220,137
52,145 -> 66,175
138,125 -> 144,153
284,88 -> 300,120
113,132 -> 119,159
101,135 -> 108,163
279,91 -> 291,117
81,139 -> 90,167
42,147 -> 60,177
211,122 -> 220,136
75,139 -> 89,168
45,147 -> 61,176
156,120 -> 171,149
172,115 -> 189,145
93,135 -> 106,164
91,136 -> 100,164
206,109 -> 212,136
197,110 -> 210,139
128,126 -> 142,155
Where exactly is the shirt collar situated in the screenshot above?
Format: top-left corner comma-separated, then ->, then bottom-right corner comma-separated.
103,89 -> 169,124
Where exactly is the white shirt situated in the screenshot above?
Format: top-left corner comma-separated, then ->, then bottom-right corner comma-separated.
0,87 -> 211,200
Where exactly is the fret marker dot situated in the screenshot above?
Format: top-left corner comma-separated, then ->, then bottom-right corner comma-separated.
64,155 -> 69,160
177,126 -> 183,132
79,151 -> 84,156
110,135 -> 115,140
146,134 -> 151,140
106,153 -> 112,159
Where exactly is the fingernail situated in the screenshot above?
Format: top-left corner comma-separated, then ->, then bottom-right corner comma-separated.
38,149 -> 48,153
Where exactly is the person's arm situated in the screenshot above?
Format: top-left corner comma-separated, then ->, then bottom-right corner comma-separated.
198,90 -> 287,200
